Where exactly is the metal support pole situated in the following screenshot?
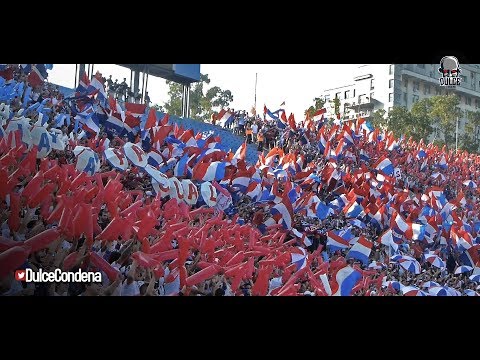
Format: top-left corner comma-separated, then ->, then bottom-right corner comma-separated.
130,69 -> 134,102
144,65 -> 149,104
74,64 -> 78,88
78,64 -> 85,85
141,64 -> 147,102
182,84 -> 190,118
133,70 -> 140,101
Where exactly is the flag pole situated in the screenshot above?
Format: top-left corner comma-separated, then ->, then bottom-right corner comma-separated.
254,73 -> 258,113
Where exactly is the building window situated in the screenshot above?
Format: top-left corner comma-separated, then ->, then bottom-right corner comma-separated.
466,97 -> 472,105
389,79 -> 394,88
403,92 -> 407,103
435,87 -> 441,95
370,92 -> 374,99
345,90 -> 350,99
403,78 -> 408,88
394,93 -> 401,103
424,85 -> 430,95
359,94 -> 367,104
461,75 -> 467,83
370,79 -> 375,90
324,94 -> 330,101
475,99 -> 479,109
389,93 -> 393,102
389,64 -> 394,75
352,89 -> 355,97
413,95 -> 419,103
413,81 -> 420,92
417,64 -> 425,68
335,92 -> 342,100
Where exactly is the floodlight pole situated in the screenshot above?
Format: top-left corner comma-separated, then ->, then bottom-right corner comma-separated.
254,72 -> 258,112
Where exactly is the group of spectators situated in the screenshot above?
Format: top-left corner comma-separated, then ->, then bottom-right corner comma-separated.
102,75 -> 150,105
1,64 -> 480,296
211,109 -> 281,152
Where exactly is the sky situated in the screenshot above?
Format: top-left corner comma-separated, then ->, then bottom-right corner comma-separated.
48,64 -> 362,118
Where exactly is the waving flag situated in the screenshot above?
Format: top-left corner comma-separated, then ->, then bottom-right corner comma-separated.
125,103 -> 147,117
344,199 -> 365,219
373,155 -> 394,176
75,72 -> 90,95
451,227 -> 473,251
232,170 -> 253,193
459,247 -> 479,267
316,201 -> 333,220
326,231 -> 350,251
378,229 -> 398,251
359,149 -> 370,162
27,65 -> 45,88
270,195 -> 294,229
437,155 -> 448,169
291,247 -> 308,270
408,223 -> 426,240
193,161 -> 227,182
103,115 -> 124,137
346,236 -> 372,265
217,109 -> 234,128
147,150 -> 164,167
332,266 -> 362,296
313,108 -> 326,122
144,107 -> 157,130
245,181 -> 262,201
88,75 -> 107,103
173,154 -> 190,177
232,142 -> 247,163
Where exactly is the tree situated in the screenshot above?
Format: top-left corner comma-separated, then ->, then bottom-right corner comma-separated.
305,96 -> 326,118
386,106 -> 412,139
152,103 -> 165,112
163,81 -> 183,116
206,86 -> 233,110
461,110 -> 480,153
370,109 -> 387,130
163,74 -> 234,121
410,98 -> 434,142
429,94 -> 462,149
331,97 -> 341,118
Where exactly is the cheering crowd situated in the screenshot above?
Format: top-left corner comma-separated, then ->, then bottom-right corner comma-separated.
1,63 -> 480,296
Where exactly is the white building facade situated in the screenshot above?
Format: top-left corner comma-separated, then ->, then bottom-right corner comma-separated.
322,64 -> 480,135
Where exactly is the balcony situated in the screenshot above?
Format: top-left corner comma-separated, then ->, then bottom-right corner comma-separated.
354,73 -> 373,81
401,68 -> 480,97
347,98 -> 375,112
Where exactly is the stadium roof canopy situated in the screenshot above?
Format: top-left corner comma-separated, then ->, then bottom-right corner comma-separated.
116,64 -> 200,85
